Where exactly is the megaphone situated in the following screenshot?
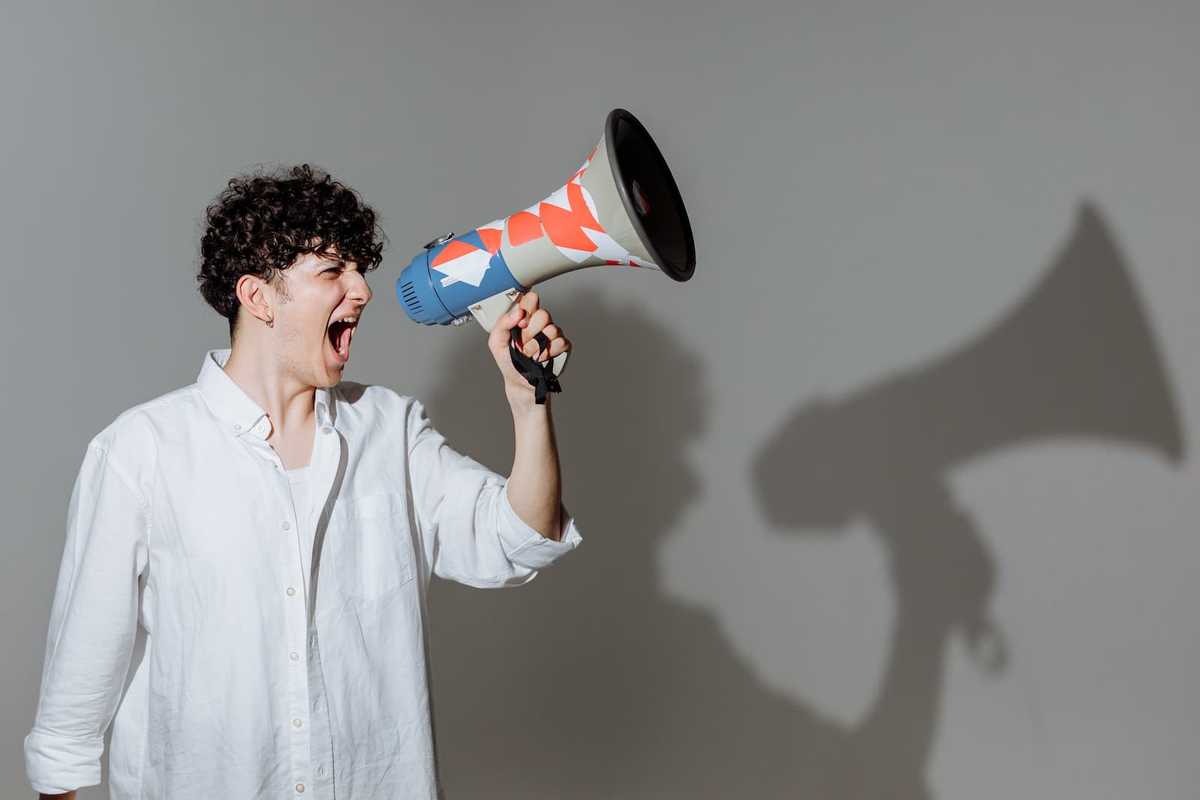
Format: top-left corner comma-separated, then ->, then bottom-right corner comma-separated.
396,108 -> 696,380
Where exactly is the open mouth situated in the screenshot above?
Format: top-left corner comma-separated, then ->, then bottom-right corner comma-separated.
326,315 -> 359,362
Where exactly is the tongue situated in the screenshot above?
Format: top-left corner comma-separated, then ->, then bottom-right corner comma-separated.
337,324 -> 353,356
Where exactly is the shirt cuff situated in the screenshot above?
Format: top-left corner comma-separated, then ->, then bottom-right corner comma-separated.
24,728 -> 104,795
499,482 -> 583,570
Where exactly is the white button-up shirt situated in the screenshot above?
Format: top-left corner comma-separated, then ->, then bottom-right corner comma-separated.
24,348 -> 582,799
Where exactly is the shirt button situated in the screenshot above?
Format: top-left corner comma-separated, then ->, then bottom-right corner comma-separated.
290,651 -> 300,661
321,425 -> 333,434
317,765 -> 326,776
286,586 -> 296,596
281,520 -> 291,531
292,717 -> 303,728
295,783 -> 306,793
233,423 -> 242,432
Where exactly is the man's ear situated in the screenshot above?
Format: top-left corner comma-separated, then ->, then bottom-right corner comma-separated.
235,274 -> 273,325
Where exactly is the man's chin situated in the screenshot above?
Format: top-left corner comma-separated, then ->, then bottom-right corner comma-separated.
310,358 -> 343,387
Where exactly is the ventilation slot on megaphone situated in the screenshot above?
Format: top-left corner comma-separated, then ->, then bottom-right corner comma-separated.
398,281 -> 424,317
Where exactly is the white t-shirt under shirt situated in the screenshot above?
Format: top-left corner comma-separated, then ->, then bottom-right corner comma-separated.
285,462 -> 314,595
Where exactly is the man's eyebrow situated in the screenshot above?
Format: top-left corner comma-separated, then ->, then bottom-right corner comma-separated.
315,256 -> 361,272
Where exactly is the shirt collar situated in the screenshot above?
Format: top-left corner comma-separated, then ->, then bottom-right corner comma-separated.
197,348 -> 336,439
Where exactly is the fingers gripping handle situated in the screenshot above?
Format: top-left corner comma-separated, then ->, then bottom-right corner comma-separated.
507,326 -> 563,404
468,290 -> 570,402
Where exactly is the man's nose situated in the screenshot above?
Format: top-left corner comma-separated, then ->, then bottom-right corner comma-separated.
349,273 -> 372,305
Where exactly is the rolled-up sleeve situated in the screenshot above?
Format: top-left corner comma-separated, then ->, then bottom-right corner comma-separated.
24,442 -> 149,795
406,399 -> 582,588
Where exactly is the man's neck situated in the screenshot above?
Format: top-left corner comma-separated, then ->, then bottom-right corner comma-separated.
222,342 -> 316,436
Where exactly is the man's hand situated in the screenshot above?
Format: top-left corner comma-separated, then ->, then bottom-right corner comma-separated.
487,290 -> 571,409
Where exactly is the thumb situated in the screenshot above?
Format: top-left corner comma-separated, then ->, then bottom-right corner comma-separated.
489,302 -> 525,347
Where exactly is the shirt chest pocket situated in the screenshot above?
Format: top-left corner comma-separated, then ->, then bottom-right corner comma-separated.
329,490 -> 415,606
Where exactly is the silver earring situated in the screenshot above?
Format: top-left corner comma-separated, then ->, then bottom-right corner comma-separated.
265,316 -> 274,328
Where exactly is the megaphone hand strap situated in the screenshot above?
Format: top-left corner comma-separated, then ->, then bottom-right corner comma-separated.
509,328 -> 561,405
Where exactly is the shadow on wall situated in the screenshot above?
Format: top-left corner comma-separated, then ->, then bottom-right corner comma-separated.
419,201 -> 1182,799
751,200 -> 1184,797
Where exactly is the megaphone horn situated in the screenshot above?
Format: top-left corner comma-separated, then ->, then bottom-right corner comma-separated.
396,108 -> 696,384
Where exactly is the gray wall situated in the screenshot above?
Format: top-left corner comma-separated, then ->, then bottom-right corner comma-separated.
3,1 -> 1197,797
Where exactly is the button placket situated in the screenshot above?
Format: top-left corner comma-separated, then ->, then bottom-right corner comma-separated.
298,414 -> 338,793
276,452 -> 312,796
306,633 -> 337,791
236,407 -> 314,791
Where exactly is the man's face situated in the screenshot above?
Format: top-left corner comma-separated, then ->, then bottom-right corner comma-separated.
273,251 -> 371,387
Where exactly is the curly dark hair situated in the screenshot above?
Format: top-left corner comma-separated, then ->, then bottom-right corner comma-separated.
197,164 -> 386,340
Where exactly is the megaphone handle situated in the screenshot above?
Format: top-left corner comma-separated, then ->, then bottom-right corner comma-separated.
550,350 -> 569,377
468,289 -> 568,403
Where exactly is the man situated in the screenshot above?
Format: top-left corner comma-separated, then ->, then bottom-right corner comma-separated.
23,164 -> 582,799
